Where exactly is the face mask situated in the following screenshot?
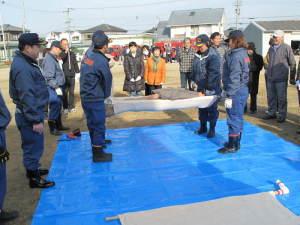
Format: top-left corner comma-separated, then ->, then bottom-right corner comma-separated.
143,50 -> 149,56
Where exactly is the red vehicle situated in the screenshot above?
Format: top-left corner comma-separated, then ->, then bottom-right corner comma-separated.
108,45 -> 122,61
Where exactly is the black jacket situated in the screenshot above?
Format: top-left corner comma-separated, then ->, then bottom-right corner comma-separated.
61,50 -> 80,77
248,52 -> 263,95
191,48 -> 221,95
123,52 -> 145,92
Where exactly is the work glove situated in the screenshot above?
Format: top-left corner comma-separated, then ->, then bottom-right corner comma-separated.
205,90 -> 216,96
55,87 -> 63,96
135,76 -> 142,82
296,80 -> 300,91
130,78 -> 135,82
191,81 -> 198,91
0,147 -> 9,163
221,91 -> 227,99
290,79 -> 296,85
104,97 -> 113,104
224,98 -> 233,109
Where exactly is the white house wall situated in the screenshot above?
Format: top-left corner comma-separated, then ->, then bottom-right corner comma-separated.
262,33 -> 273,57
171,24 -> 224,39
171,26 -> 191,39
110,37 -> 152,46
262,32 -> 300,57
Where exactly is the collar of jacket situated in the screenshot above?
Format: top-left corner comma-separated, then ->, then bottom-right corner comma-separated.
48,52 -> 59,62
271,44 -> 282,51
183,47 -> 192,52
16,51 -> 38,65
92,49 -> 110,62
229,47 -> 246,54
128,51 -> 140,58
194,48 -> 211,61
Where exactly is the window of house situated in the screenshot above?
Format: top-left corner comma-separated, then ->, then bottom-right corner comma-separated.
72,36 -> 80,41
85,34 -> 92,40
11,34 -> 19,41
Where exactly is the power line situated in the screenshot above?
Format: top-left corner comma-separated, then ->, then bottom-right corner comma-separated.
70,0 -> 185,10
3,2 -> 62,13
227,14 -> 300,23
3,0 -> 186,13
241,15 -> 300,20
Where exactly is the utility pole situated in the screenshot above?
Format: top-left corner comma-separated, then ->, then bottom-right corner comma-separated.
0,0 -> 7,61
63,7 -> 73,47
22,0 -> 26,33
234,0 -> 241,30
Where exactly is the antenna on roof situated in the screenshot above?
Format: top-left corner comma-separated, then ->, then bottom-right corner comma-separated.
21,0 -> 26,33
0,0 -> 7,61
234,0 -> 242,29
63,7 -> 73,46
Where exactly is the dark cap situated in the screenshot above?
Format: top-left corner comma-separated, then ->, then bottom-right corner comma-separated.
18,33 -> 47,46
225,30 -> 244,42
50,40 -> 63,50
247,42 -> 256,50
92,30 -> 109,48
196,34 -> 210,47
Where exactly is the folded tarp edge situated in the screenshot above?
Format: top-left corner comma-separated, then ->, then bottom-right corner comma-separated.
119,192 -> 300,225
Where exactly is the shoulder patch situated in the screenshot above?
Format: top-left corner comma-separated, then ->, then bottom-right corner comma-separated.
83,57 -> 94,66
244,57 -> 250,63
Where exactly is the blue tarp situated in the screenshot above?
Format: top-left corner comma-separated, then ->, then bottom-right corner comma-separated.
32,121 -> 300,225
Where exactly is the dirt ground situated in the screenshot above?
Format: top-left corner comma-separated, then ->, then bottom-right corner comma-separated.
1,62 -> 300,225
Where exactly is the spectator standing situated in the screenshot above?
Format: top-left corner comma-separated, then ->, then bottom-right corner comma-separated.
177,38 -> 195,90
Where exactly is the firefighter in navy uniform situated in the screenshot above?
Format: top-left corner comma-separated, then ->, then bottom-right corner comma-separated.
218,30 -> 250,154
192,34 -> 222,138
80,30 -> 113,163
0,91 -> 19,223
9,33 -> 55,188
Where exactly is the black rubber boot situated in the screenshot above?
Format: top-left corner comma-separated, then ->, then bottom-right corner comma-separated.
92,146 -> 112,163
218,136 -> 240,154
48,120 -> 62,136
27,170 -> 55,189
237,132 -> 242,149
26,168 -> 49,178
207,121 -> 216,138
196,122 -> 207,134
0,210 -> 19,223
56,115 -> 70,131
262,114 -> 276,120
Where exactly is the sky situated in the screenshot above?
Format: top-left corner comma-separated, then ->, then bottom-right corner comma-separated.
0,0 -> 300,36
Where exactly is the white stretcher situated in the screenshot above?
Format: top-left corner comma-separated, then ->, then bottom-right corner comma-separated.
110,95 -> 218,115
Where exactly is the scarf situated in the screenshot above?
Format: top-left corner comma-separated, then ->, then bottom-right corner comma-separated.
152,56 -> 160,73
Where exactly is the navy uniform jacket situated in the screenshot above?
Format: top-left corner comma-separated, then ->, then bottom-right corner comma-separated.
223,48 -> 250,97
191,47 -> 222,95
80,48 -> 112,102
42,53 -> 65,89
0,91 -> 11,131
9,51 -> 49,125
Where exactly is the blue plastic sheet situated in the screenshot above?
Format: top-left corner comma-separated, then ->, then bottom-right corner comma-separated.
32,121 -> 300,225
